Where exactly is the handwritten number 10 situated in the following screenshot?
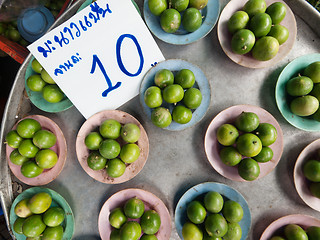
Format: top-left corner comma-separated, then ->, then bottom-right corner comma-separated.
90,34 -> 144,97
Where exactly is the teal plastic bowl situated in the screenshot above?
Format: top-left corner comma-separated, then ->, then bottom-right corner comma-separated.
25,58 -> 73,113
10,187 -> 74,240
275,53 -> 320,131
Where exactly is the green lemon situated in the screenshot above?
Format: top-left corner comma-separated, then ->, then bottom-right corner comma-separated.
124,197 -> 145,219
303,159 -> 320,182
310,182 -> 320,198
222,200 -> 244,223
87,151 -> 107,170
31,58 -> 43,73
216,124 -> 239,146
144,86 -> 163,108
99,139 -> 121,159
99,119 -> 122,139
304,61 -> 320,83
22,215 -> 46,237
148,0 -> 167,16
106,158 -> 126,178
266,2 -> 287,24
306,226 -> 320,240
290,95 -> 319,116
219,146 -> 242,166
119,221 -> 141,240
14,198 -> 33,218
42,225 -> 64,240
110,229 -> 121,240
268,24 -> 289,45
120,143 -> 140,163
286,76 -> 314,97
35,149 -> 58,169
253,146 -> 273,163
18,139 -> 39,158
182,8 -> 202,32
42,85 -> 64,103
243,0 -> 267,17
255,123 -> 277,146
120,123 -> 141,143
205,213 -> 228,238
223,222 -> 242,240
16,118 -> 41,139
33,129 -> 57,149
5,130 -> 23,148
140,210 -> 161,235
13,217 -> 25,234
172,105 -> 192,124
228,11 -> 249,34
27,74 -> 47,92
235,111 -> 260,132
249,12 -> 272,38
252,36 -> 279,61
187,200 -> 207,224
21,160 -> 44,178
183,88 -> 202,109
85,132 -> 103,150
174,69 -> 195,89
10,149 -> 29,166
231,29 -> 255,55
43,206 -> 65,227
28,192 -> 52,214
182,222 -> 203,240
151,107 -> 172,128
163,84 -> 184,104
154,69 -> 174,88
204,191 -> 224,213
41,68 -> 56,84
160,9 -> 181,33
168,0 -> 189,12
109,207 -> 127,229
236,133 -> 262,157
8,29 -> 21,42
284,224 -> 308,240
189,0 -> 208,10
140,235 -> 158,240
238,158 -> 260,181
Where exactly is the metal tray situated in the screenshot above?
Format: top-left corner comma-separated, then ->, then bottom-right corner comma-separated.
1,0 -> 320,239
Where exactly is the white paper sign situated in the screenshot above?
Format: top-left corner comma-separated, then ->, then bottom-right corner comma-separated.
28,0 -> 165,119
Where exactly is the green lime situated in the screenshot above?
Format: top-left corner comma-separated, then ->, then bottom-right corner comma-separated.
205,213 -> 228,238
243,0 -> 267,17
10,149 -> 29,165
253,146 -> 273,163
219,146 -> 242,166
43,206 -> 65,227
310,182 -> 320,198
31,58 -> 43,73
151,107 -> 172,128
148,0 -> 167,16
311,83 -> 320,101
121,123 -> 141,143
33,129 -> 57,149
174,69 -> 195,89
183,88 -> 202,109
187,200 -> 207,224
144,86 -> 163,108
42,85 -> 64,103
14,198 -> 33,218
304,61 -> 320,83
154,69 -> 174,89
303,160 -> 320,182
182,222 -> 203,240
18,139 -> 39,158
140,234 -> 158,240
163,84 -> 184,104
160,9 -> 181,33
182,8 -> 202,32
306,226 -> 320,240
169,0 -> 189,12
140,210 -> 161,234
249,13 -> 272,38
286,76 -> 314,97
85,132 -> 103,150
172,105 -> 192,124
270,237 -> 286,240
35,149 -> 58,169
231,29 -> 255,55
255,123 -> 277,146
124,197 -> 145,219
21,160 -> 44,178
8,29 -> 21,42
109,207 -> 127,229
22,215 -> 46,237
223,222 -> 242,240
99,119 -> 122,139
228,11 -> 249,34
203,232 -> 222,240
235,112 -> 260,132
204,191 -> 224,213
42,225 -> 64,240
189,0 -> 208,10
120,143 -> 140,163
87,151 -> 107,170
5,130 -> 23,148
268,24 -> 289,45
41,69 -> 56,84
110,229 -> 121,240
16,118 -> 41,139
266,2 -> 287,25
238,158 -> 260,181
27,74 -> 47,92
290,95 -> 319,116
99,139 -> 121,159
284,224 -> 308,240
106,158 -> 126,178
28,192 -> 52,214
236,133 -> 262,157
252,36 -> 279,61
119,221 -> 141,240
222,200 -> 244,223
216,124 -> 239,146
13,217 -> 25,234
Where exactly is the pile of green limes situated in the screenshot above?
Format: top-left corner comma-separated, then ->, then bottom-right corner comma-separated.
0,21 -> 29,46
6,118 -> 58,178
148,0 -> 208,33
109,197 -> 161,240
144,68 -> 203,128
27,58 -> 66,104
182,191 -> 244,240
85,119 -> 141,178
270,224 -> 320,240
13,192 -> 65,239
303,150 -> 320,199
216,111 -> 278,181
228,0 -> 289,61
286,61 -> 320,119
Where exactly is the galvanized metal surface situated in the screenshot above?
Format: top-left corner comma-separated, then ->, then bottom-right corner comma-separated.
1,0 -> 320,239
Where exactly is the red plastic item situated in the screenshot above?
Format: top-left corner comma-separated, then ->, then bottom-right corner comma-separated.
0,0 -> 77,64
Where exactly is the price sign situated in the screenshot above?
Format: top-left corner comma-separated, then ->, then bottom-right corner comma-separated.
28,0 -> 165,119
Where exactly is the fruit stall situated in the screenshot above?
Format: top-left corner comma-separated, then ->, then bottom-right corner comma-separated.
0,0 -> 320,239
